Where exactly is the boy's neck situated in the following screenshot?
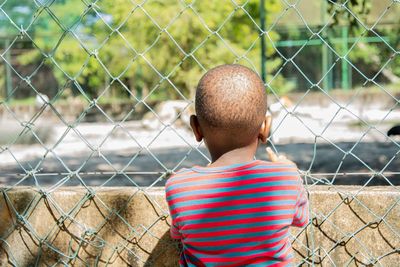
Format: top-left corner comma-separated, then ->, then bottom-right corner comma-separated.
207,140 -> 258,167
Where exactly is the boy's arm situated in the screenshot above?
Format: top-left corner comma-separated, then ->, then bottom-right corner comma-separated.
292,176 -> 309,227
165,178 -> 183,240
170,220 -> 183,239
266,147 -> 309,227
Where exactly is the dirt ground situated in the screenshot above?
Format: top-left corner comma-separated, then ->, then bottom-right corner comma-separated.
0,123 -> 399,187
1,95 -> 399,187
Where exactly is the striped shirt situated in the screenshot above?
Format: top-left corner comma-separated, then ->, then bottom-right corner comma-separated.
165,160 -> 309,267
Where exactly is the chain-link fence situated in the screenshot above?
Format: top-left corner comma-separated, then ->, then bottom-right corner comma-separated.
0,0 -> 400,266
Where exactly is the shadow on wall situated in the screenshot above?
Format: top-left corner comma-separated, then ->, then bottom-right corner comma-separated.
0,188 -> 180,266
144,231 -> 180,267
1,187 -> 399,266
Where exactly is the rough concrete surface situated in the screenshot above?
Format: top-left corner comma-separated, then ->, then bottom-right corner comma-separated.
0,186 -> 399,266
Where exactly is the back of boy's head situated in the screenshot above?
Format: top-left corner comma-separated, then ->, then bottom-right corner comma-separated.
195,64 -> 267,144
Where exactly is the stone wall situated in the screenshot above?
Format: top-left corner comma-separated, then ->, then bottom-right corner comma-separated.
0,186 -> 399,266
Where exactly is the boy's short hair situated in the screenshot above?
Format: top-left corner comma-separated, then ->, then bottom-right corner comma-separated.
195,64 -> 267,138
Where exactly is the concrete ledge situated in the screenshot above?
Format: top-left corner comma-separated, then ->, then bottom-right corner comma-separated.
0,186 -> 399,266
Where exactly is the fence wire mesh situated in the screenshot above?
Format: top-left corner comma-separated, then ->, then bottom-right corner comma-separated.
0,0 -> 399,266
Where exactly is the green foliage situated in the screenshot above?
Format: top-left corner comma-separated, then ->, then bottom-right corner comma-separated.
12,0 -> 287,101
328,0 -> 371,30
0,0 -> 36,36
327,0 -> 400,85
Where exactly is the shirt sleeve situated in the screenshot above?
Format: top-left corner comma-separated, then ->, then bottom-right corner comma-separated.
291,175 -> 309,227
170,220 -> 183,239
165,176 -> 183,240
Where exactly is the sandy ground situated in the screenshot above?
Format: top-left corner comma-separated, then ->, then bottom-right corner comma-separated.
0,104 -> 399,187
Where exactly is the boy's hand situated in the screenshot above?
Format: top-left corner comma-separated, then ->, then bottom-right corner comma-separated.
266,147 -> 295,165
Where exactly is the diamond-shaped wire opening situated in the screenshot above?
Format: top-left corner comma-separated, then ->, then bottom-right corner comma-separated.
216,6 -> 262,57
143,0 -> 183,30
0,2 -> 36,30
140,31 -> 187,81
77,56 -> 115,98
29,9 -> 65,53
347,41 -> 393,83
119,56 -> 163,100
118,5 -> 162,55
166,6 -> 213,54
51,31 -> 90,79
1,39 -> 34,83
95,82 -> 141,122
48,80 -> 86,116
36,191 -> 106,261
271,59 -> 314,96
96,31 -> 137,79
189,0 -> 235,33
149,143 -> 210,188
45,0 -> 88,31
164,56 -> 206,99
191,33 -> 239,70
74,7 -> 114,52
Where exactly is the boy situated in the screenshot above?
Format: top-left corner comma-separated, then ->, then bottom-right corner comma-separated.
165,64 -> 309,266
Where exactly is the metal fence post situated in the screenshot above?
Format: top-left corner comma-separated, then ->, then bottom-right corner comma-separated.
260,0 -> 266,83
341,26 -> 350,90
4,38 -> 12,101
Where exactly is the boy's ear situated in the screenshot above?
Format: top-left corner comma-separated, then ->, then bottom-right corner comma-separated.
190,115 -> 203,142
258,115 -> 272,143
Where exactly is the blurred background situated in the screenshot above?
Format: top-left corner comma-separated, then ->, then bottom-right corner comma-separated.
0,0 -> 399,187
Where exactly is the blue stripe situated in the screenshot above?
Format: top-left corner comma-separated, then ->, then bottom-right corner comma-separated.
274,243 -> 293,259
167,177 -> 298,200
182,209 -> 293,225
185,229 -> 283,243
189,239 -> 284,257
170,190 -> 297,209
177,199 -> 295,217
167,163 -> 295,186
166,170 -> 297,192
182,250 -> 202,267
194,244 -> 287,259
191,161 -> 257,172
182,219 -> 290,234
166,169 -> 191,184
185,237 -> 284,251
246,260 -> 292,267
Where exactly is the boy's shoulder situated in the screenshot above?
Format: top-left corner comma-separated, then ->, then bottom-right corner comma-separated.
165,167 -> 194,188
166,160 -> 299,187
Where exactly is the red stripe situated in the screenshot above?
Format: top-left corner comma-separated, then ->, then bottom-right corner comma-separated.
293,209 -> 308,227
177,204 -> 294,223
183,249 -> 207,267
187,229 -> 285,247
182,214 -> 293,231
171,194 -> 296,215
167,174 -> 298,196
192,161 -> 261,172
223,256 -> 290,267
167,166 -> 296,187
169,185 -> 298,204
186,237 -> 285,256
200,253 -> 283,264
186,224 -> 284,239
196,241 -> 288,263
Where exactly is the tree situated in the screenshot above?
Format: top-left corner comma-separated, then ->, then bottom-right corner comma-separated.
327,0 -> 400,85
15,0 -> 285,101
